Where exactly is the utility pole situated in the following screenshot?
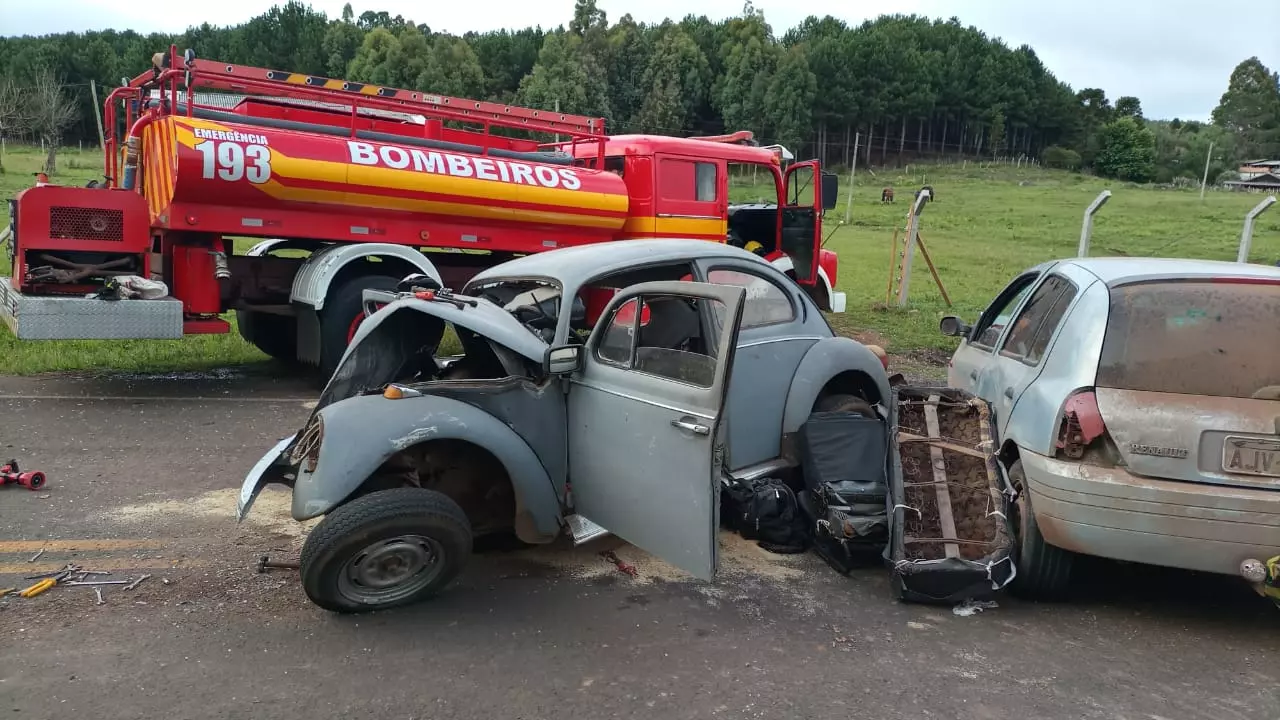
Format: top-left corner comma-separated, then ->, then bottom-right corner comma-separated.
90,80 -> 106,150
843,131 -> 859,225
1199,141 -> 1214,201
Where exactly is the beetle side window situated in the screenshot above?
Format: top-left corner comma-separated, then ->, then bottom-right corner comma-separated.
971,274 -> 1038,349
594,294 -> 723,387
707,268 -> 795,328
998,275 -> 1078,365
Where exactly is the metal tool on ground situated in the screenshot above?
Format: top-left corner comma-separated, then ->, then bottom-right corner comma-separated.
27,548 -> 45,563
25,563 -> 78,580
1,459 -> 47,491
94,587 -> 105,606
0,588 -> 16,598
18,567 -> 74,598
124,574 -> 151,591
64,580 -> 129,586
257,555 -> 300,573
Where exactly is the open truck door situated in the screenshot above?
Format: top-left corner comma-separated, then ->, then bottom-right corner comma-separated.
781,160 -> 826,286
557,280 -> 747,580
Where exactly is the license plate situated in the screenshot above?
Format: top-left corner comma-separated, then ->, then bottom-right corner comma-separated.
1222,435 -> 1280,478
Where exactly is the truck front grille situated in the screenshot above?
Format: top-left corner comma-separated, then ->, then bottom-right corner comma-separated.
49,207 -> 124,242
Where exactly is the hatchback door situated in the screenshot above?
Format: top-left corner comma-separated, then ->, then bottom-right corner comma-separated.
979,273 -> 1083,438
1091,278 -> 1280,491
567,280 -> 746,580
947,269 -> 1042,395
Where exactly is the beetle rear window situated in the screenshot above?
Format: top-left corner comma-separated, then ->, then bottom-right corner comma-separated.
1096,280 -> 1280,399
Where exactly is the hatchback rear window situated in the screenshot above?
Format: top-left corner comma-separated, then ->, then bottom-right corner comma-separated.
1096,280 -> 1280,399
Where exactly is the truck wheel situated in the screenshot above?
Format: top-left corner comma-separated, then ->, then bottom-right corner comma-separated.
317,274 -> 400,378
235,310 -> 298,364
814,392 -> 876,417
300,487 -> 473,614
1007,459 -> 1075,600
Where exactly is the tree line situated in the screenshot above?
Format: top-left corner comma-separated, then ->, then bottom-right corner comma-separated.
1,0 -> 1277,185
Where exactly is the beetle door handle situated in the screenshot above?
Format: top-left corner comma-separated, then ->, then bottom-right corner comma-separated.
969,370 -> 979,381
672,419 -> 710,435
1003,387 -> 1015,399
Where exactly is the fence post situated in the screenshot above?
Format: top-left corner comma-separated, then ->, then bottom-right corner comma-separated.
896,188 -> 932,307
1237,195 -> 1277,263
1077,190 -> 1112,258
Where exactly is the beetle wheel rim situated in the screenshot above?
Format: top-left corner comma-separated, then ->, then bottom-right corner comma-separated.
337,535 -> 444,604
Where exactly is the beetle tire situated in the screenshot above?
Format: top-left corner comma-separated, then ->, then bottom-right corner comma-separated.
300,487 -> 473,614
317,273 -> 401,378
1007,459 -> 1075,600
814,392 -> 876,417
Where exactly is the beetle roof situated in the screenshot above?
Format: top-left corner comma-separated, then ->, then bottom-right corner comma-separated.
1049,257 -> 1280,286
466,239 -> 778,288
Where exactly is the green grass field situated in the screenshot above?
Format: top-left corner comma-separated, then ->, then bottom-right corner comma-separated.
1,143 -> 1277,376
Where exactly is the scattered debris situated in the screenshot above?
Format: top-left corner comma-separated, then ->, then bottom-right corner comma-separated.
93,587 -> 105,606
952,599 -> 999,617
26,548 -> 44,563
599,550 -> 638,578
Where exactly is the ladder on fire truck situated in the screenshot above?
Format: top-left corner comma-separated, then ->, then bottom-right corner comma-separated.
103,46 -> 610,188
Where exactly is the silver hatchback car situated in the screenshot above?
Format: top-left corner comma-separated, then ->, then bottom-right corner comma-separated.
941,257 -> 1280,599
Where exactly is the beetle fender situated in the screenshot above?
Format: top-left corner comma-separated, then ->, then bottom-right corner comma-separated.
291,243 -> 444,310
781,336 -> 893,434
290,393 -> 562,544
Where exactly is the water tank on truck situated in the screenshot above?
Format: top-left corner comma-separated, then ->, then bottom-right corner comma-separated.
135,108 -> 633,375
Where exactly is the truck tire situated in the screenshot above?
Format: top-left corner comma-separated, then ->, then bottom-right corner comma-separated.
300,487 -> 473,614
235,310 -> 298,364
317,274 -> 401,378
1007,459 -> 1075,600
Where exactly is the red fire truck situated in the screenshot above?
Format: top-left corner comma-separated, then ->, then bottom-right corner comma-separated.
2,46 -> 844,375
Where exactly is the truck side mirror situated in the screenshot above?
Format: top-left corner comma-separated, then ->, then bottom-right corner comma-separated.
939,316 -> 971,337
821,172 -> 839,211
544,345 -> 581,375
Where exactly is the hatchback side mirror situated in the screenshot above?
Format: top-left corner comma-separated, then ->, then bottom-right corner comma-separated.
544,344 -> 581,375
940,316 -> 971,337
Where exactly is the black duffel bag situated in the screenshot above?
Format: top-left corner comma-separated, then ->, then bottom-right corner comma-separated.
720,476 -> 810,554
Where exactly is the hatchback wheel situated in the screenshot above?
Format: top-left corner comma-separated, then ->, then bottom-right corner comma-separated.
1007,459 -> 1075,600
300,488 -> 473,613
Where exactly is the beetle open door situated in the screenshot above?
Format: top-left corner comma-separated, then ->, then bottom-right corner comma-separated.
781,160 -> 822,286
559,280 -> 746,580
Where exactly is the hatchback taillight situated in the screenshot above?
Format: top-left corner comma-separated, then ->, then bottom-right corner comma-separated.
1055,389 -> 1120,464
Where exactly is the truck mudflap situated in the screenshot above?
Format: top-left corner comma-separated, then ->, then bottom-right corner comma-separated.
889,386 -> 1017,604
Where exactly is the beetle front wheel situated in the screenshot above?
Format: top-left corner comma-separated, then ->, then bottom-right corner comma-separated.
300,488 -> 473,613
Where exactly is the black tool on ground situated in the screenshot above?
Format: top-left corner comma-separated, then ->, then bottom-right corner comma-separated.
1,459 -> 46,490
257,555 -> 300,573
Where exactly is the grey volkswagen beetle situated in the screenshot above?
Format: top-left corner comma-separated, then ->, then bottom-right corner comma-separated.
238,239 -> 891,613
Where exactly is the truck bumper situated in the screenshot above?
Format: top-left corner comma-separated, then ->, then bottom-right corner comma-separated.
1,277 -> 183,340
1021,450 -> 1280,576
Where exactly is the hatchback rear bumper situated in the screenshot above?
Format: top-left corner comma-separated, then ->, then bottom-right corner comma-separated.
1020,450 -> 1280,576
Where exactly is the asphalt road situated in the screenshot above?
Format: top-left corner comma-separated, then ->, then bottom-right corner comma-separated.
0,371 -> 1276,720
